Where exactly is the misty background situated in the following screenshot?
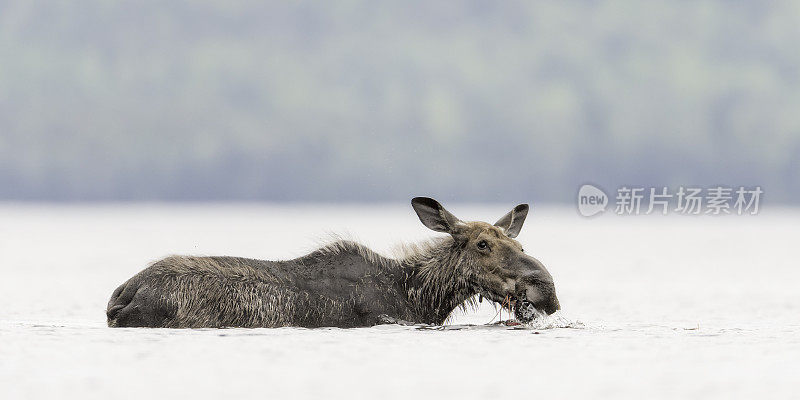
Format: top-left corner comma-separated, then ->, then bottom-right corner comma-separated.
1,1 -> 798,203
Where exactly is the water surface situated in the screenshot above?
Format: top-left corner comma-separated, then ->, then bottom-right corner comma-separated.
1,204 -> 797,399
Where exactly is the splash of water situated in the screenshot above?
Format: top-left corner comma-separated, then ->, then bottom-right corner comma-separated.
511,300 -> 587,329
521,310 -> 586,329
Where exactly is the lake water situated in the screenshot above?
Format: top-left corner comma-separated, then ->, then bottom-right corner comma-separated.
1,203 -> 798,399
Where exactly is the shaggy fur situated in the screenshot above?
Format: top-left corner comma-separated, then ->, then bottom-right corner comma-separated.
106,198 -> 560,328
107,238 -> 482,328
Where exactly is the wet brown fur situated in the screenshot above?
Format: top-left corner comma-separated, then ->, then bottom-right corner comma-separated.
106,199 -> 559,328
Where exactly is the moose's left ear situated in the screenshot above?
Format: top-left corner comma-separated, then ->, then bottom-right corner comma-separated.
411,197 -> 464,236
494,204 -> 529,238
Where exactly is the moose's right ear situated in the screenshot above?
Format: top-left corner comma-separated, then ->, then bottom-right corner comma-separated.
411,197 -> 463,235
494,203 -> 529,238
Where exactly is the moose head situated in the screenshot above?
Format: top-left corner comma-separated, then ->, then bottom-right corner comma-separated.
411,197 -> 560,321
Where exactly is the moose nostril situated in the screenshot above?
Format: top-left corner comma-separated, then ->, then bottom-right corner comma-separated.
525,282 -> 559,315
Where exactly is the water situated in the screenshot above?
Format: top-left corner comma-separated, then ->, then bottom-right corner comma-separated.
1,204 -> 798,399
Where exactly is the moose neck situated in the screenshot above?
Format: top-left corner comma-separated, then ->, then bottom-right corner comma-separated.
400,238 -> 475,324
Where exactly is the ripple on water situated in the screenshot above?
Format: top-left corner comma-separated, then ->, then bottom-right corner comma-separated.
415,311 -> 588,331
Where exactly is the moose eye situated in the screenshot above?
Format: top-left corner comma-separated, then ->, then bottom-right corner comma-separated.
476,240 -> 488,250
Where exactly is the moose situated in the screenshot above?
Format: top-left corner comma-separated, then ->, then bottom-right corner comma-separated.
106,197 -> 560,328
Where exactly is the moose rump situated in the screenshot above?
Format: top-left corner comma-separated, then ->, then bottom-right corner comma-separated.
106,247 -> 407,328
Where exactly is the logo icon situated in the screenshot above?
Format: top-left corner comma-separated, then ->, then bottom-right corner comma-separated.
577,184 -> 608,217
